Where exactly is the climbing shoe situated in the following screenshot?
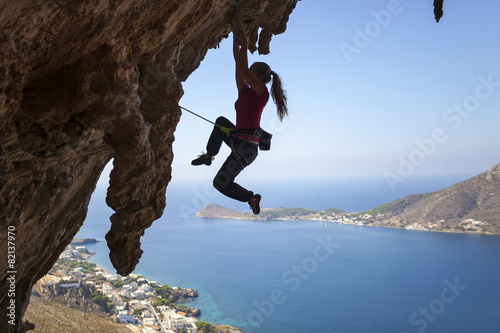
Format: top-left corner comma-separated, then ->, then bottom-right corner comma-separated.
191,153 -> 213,166
249,194 -> 261,215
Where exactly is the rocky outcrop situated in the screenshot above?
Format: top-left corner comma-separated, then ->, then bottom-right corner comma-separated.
173,287 -> 199,299
39,281 -> 109,313
197,203 -> 249,219
0,0 -> 298,331
70,238 -> 99,245
214,324 -> 246,333
434,0 -> 444,22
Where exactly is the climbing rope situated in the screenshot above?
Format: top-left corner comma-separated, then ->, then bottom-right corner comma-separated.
2,147 -> 22,164
180,106 -> 232,136
2,106 -> 227,164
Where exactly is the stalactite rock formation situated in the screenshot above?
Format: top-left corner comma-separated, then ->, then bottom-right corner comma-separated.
0,0 -> 298,331
434,0 -> 444,22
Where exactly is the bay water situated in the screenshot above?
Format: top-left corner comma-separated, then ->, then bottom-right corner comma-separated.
77,175 -> 500,333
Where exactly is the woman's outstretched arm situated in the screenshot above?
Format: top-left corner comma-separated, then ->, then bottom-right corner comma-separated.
233,34 -> 245,92
232,28 -> 266,95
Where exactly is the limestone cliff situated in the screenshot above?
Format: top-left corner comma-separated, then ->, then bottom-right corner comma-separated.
0,0 -> 298,331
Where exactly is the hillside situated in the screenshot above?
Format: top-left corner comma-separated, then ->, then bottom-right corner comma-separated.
24,295 -> 242,333
197,204 -> 250,219
358,162 -> 500,233
24,291 -> 137,333
197,163 -> 500,234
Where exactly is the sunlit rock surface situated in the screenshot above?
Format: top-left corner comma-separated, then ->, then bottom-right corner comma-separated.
0,0 -> 298,331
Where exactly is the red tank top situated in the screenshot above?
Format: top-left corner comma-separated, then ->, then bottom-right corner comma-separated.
234,85 -> 269,130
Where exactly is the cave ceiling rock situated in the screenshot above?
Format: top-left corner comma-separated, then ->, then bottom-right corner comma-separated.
0,1 -> 300,331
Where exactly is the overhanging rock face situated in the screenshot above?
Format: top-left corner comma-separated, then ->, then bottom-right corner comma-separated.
0,0 -> 298,331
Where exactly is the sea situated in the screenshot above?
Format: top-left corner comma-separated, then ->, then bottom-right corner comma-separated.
76,175 -> 500,333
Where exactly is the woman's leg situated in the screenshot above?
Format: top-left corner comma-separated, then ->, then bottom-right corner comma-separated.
192,117 -> 234,166
206,117 -> 234,157
213,139 -> 258,202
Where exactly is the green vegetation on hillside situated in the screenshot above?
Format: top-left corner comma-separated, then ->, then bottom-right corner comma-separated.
359,197 -> 415,216
197,321 -> 215,333
66,260 -> 96,270
259,207 -> 314,219
91,289 -> 113,312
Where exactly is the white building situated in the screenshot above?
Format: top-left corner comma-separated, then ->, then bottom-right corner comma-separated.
104,273 -> 119,281
142,317 -> 157,326
144,291 -> 156,299
131,290 -> 145,299
102,282 -> 113,295
116,310 -> 138,325
139,284 -> 153,293
72,270 -> 85,278
122,284 -> 135,292
161,308 -> 198,333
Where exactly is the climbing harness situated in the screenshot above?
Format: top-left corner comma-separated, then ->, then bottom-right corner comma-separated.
182,105 -> 257,169
181,105 -> 242,168
180,105 -> 272,150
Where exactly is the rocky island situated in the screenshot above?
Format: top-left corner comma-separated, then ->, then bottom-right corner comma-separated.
70,238 -> 99,245
197,204 -> 347,222
197,163 -> 500,235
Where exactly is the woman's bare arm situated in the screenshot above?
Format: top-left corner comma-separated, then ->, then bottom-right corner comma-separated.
232,29 -> 266,95
233,34 -> 245,92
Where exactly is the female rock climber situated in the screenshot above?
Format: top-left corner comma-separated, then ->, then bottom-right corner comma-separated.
191,28 -> 288,214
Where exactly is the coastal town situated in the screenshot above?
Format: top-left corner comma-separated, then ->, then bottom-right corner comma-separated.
196,203 -> 494,234
275,210 -> 491,233
36,240 -> 233,333
311,211 -> 490,233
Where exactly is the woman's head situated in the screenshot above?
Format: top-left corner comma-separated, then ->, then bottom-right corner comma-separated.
251,62 -> 288,121
250,62 -> 272,84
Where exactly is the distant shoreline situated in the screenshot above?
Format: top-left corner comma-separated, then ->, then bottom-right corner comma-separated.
207,215 -> 499,236
71,238 -> 99,245
196,204 -> 500,235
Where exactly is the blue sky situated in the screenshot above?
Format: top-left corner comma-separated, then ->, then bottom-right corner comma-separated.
100,1 -> 500,192
173,0 -> 500,187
